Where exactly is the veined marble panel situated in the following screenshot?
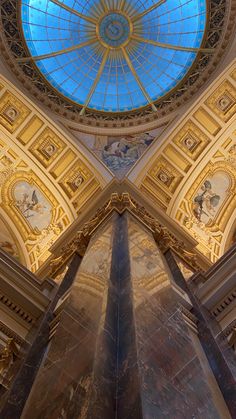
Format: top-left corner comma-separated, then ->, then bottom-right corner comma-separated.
128,217 -> 222,418
22,219 -> 114,418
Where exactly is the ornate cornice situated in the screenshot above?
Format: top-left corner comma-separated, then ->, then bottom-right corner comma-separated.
211,288 -> 236,318
49,192 -> 201,277
0,289 -> 35,325
0,0 -> 235,129
216,319 -> 236,346
0,321 -> 24,346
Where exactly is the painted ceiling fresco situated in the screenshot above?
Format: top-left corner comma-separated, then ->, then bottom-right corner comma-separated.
0,54 -> 235,274
138,62 -> 236,263
14,181 -> 52,231
192,172 -> 230,225
70,124 -> 167,177
0,76 -> 106,272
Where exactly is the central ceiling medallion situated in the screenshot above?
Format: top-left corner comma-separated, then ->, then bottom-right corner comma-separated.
98,13 -> 132,48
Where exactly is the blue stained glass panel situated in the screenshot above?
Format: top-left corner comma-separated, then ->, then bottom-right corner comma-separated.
22,0 -> 206,112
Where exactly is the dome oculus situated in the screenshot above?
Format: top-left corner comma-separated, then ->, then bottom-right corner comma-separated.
21,0 -> 207,114
99,13 -> 131,48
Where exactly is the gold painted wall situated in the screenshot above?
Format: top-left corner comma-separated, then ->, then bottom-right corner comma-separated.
1,59 -> 236,270
135,61 -> 236,262
0,77 -> 107,272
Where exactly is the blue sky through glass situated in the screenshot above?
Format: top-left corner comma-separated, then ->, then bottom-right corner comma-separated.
21,0 -> 206,112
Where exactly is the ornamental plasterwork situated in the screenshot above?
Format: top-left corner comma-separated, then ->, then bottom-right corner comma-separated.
0,91 -> 31,133
59,160 -> 93,199
149,156 -> 183,194
29,127 -> 67,169
0,0 -> 235,129
49,192 -> 201,279
1,171 -> 59,239
0,169 -> 69,271
0,76 -> 107,205
205,80 -> 236,123
134,61 -> 236,259
0,153 -> 16,187
178,161 -> 236,261
0,77 -> 109,271
134,62 -> 236,187
172,121 -> 211,161
226,142 -> 236,169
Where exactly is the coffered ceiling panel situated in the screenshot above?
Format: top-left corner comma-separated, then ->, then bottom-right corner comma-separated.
134,61 -> 236,262
0,76 -> 110,271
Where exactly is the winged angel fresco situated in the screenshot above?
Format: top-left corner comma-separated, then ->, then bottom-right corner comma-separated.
193,180 -> 220,222
16,190 -> 46,218
13,181 -> 52,231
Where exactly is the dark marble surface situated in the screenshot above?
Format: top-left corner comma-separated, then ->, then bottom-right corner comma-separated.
2,214 -> 236,418
21,221 -> 114,419
128,218 -> 224,418
0,252 -> 82,419
20,214 -> 144,419
165,248 -> 236,417
110,214 -> 142,419
85,213 -> 143,419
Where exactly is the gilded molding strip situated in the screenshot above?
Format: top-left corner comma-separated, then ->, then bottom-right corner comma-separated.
131,0 -> 166,22
121,47 -> 157,112
16,39 -> 97,63
80,48 -> 110,115
131,35 -> 214,54
50,0 -> 97,24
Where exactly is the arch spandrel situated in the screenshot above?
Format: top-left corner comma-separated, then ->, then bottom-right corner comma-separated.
131,61 -> 236,263
0,76 -> 110,273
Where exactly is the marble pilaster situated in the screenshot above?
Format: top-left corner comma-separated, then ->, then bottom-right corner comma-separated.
0,252 -> 83,419
128,217 -> 228,418
1,210 -> 236,419
20,220 -> 114,419
164,249 -> 236,417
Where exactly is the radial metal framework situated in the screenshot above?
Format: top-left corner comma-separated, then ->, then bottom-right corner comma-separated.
21,0 -> 208,114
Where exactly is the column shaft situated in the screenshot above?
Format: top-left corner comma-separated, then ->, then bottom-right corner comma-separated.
164,249 -> 236,417
0,252 -> 83,419
128,217 -> 226,418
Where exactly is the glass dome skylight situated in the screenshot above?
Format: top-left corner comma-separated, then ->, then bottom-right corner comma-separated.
21,0 -> 207,113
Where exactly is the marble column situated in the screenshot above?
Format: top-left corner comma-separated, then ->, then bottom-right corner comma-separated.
84,213 -> 143,419
20,213 -> 144,419
0,252 -> 83,419
20,218 -> 115,419
2,211 -> 235,418
128,216 -> 230,418
164,249 -> 236,417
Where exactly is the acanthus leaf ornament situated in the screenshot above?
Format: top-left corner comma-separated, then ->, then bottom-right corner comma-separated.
49,193 -> 201,278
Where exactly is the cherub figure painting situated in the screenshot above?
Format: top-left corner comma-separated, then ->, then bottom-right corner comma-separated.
17,190 -> 45,218
193,180 -> 220,221
192,173 -> 230,224
71,125 -> 167,178
14,181 -> 52,231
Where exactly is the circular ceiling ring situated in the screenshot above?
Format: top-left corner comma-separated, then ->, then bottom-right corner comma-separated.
20,0 -> 207,114
0,0 -> 235,130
